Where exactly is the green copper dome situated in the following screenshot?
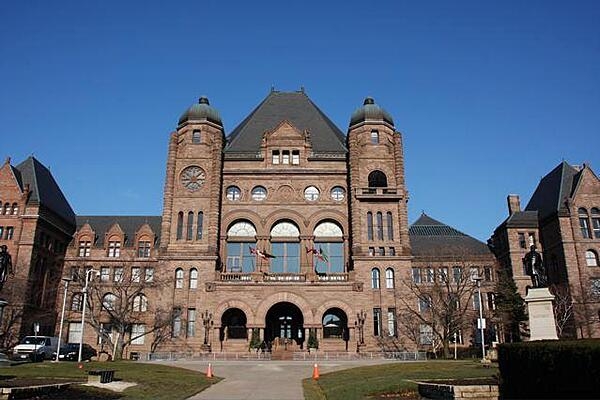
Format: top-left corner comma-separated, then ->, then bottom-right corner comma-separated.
178,96 -> 222,126
349,97 -> 394,127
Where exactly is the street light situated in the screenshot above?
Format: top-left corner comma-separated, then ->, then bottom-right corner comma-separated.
473,275 -> 486,362
79,269 -> 99,363
55,277 -> 72,362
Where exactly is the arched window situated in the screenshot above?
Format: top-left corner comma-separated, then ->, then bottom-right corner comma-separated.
592,208 -> 600,239
385,268 -> 395,288
70,293 -> 83,311
196,212 -> 203,240
586,250 -> 599,267
102,293 -> 117,311
221,308 -> 248,339
3,203 -> 10,215
226,220 -> 257,273
175,268 -> 184,289
370,129 -> 379,144
386,212 -> 394,240
371,268 -> 380,289
133,294 -> 148,312
226,186 -> 241,201
270,221 -> 300,274
11,203 -> 18,215
189,268 -> 198,289
176,212 -> 184,240
376,212 -> 384,240
313,221 -> 344,274
186,211 -> 194,240
368,170 -> 387,188
367,212 -> 373,241
251,186 -> 267,201
192,130 -> 201,144
579,208 -> 591,238
322,308 -> 348,339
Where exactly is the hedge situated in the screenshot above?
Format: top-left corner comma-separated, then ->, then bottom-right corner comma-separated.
498,340 -> 600,399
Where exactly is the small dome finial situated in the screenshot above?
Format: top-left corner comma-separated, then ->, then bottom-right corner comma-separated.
199,96 -> 210,105
363,97 -> 375,105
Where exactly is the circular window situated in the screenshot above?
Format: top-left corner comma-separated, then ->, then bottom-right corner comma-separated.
251,186 -> 267,201
304,186 -> 320,201
330,186 -> 345,201
226,186 -> 241,201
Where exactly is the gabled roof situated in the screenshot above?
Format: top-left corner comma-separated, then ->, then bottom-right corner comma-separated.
525,161 -> 582,219
15,156 -> 76,227
224,91 -> 347,156
409,213 -> 492,257
75,216 -> 162,247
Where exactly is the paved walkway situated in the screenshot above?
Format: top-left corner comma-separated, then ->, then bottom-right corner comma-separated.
159,359 -> 398,400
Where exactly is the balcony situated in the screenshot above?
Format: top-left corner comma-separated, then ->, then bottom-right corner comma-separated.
218,272 -> 349,283
355,187 -> 402,201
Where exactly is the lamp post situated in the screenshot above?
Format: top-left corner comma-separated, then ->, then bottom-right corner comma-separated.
55,277 -> 72,362
202,310 -> 213,346
473,275 -> 486,362
355,309 -> 366,346
79,269 -> 98,363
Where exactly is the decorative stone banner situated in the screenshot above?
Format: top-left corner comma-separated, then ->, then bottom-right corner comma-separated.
524,287 -> 558,341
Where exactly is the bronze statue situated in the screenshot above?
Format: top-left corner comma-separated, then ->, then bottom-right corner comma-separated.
523,244 -> 546,288
0,245 -> 13,291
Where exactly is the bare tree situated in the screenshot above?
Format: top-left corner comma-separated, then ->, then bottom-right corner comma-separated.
398,262 -> 479,358
0,308 -> 24,351
550,284 -> 574,338
84,271 -> 175,360
151,308 -> 178,353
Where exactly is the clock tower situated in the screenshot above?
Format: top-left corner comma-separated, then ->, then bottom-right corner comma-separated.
160,96 -> 224,259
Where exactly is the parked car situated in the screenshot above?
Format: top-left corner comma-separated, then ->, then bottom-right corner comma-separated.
12,336 -> 62,361
52,343 -> 97,361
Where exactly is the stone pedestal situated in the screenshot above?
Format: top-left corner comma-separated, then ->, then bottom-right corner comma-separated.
525,287 -> 558,341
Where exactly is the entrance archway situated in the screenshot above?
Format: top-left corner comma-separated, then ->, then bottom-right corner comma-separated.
265,302 -> 304,347
221,308 -> 247,340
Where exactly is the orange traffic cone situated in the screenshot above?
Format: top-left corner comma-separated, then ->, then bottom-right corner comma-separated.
312,363 -> 320,380
206,363 -> 213,378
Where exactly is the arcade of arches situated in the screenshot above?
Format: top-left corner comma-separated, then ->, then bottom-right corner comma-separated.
218,302 -> 350,351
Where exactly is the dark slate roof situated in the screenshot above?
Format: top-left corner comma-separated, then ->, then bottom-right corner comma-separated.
178,96 -> 222,126
224,91 -> 347,156
525,161 -> 582,219
409,213 -> 492,257
349,97 -> 394,127
76,215 -> 162,247
504,210 -> 538,228
15,157 -> 76,227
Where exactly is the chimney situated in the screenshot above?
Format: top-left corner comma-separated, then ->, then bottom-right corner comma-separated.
507,194 -> 521,215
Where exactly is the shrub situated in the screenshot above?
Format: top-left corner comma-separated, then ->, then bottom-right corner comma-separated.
307,329 -> 319,349
498,339 -> 600,399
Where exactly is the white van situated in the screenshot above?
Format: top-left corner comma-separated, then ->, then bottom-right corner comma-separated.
12,336 -> 62,360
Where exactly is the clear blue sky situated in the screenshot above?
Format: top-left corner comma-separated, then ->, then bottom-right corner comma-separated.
1,1 -> 599,241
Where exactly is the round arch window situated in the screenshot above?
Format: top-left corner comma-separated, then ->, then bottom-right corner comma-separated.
330,186 -> 345,201
226,186 -> 241,201
304,186 -> 320,201
251,186 -> 267,201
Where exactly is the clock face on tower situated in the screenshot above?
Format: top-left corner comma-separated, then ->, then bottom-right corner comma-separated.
180,166 -> 206,192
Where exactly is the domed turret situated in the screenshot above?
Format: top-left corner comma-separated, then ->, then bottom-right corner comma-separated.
349,97 -> 394,127
178,96 -> 222,126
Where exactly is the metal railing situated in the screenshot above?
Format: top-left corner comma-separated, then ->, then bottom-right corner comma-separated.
293,351 -> 426,361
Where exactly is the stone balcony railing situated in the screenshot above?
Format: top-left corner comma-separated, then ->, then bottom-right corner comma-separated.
355,187 -> 403,200
219,272 -> 349,283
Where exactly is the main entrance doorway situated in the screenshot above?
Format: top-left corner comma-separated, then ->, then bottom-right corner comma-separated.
265,302 -> 304,348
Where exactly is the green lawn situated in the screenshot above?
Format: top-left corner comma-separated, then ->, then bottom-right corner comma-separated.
303,361 -> 498,400
0,360 -> 218,399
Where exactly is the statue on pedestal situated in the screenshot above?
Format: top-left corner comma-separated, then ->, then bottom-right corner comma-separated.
0,245 -> 13,292
523,244 -> 547,289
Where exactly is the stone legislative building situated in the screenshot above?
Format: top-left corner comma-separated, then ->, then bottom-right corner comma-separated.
1,89 -> 597,358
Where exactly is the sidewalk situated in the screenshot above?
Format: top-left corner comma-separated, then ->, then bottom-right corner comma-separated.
159,359 -> 398,400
